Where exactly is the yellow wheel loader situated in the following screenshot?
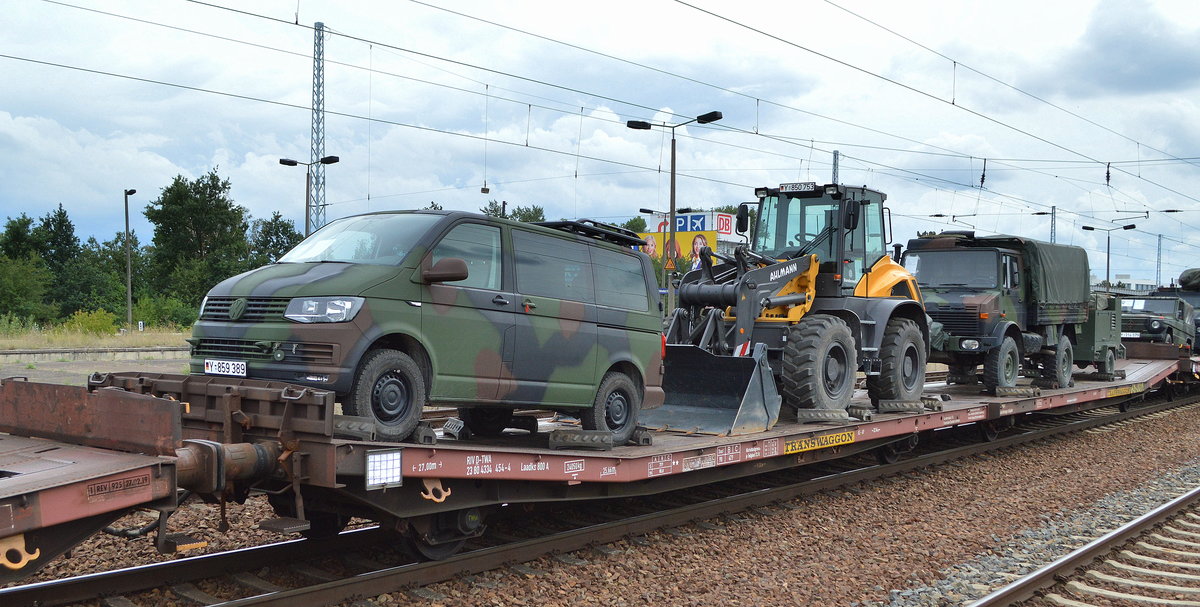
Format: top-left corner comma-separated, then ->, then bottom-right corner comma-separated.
642,183 -> 928,435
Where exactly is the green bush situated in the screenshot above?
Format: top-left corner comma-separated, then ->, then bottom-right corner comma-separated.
0,313 -> 40,336
134,295 -> 199,329
62,309 -> 118,335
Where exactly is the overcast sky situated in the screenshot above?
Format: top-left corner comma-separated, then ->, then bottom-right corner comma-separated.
3,0 -> 1199,283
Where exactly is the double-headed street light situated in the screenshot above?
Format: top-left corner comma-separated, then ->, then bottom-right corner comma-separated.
627,110 -> 722,311
123,188 -> 136,333
280,155 -> 340,236
1081,223 -> 1136,287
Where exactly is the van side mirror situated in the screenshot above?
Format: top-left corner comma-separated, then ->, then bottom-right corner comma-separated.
735,204 -> 749,234
422,257 -> 469,283
842,200 -> 861,230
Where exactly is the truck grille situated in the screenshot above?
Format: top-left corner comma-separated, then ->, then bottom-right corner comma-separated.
929,306 -> 980,336
200,297 -> 290,321
192,338 -> 335,364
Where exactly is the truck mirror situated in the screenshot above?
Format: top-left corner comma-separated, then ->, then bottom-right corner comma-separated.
842,201 -> 861,230
422,257 -> 469,283
736,204 -> 749,234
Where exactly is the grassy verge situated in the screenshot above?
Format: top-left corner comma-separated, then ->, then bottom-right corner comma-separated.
0,326 -> 189,350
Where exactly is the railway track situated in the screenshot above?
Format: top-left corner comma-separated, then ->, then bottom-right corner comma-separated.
971,481 -> 1200,606
4,388 -> 1195,607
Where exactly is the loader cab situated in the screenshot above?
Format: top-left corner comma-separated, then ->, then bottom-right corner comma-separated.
748,183 -> 888,294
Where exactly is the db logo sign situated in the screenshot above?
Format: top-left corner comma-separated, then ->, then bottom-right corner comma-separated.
716,213 -> 733,235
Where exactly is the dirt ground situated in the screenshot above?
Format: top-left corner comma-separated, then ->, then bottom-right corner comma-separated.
0,356 -> 191,387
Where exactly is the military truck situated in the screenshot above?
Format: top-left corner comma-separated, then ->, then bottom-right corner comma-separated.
1120,295 -> 1195,349
1152,282 -> 1200,336
902,232 -> 1091,392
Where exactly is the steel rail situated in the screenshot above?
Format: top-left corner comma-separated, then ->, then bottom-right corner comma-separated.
4,391 -> 1194,607
968,481 -> 1200,606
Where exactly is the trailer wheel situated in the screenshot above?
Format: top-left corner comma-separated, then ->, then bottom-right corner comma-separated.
782,315 -> 856,411
1099,347 -> 1116,375
983,336 -> 1020,391
345,349 -> 426,442
458,407 -> 513,437
867,317 -> 926,403
1043,335 -> 1074,388
583,372 -> 641,445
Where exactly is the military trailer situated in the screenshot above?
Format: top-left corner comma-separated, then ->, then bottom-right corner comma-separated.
1075,292 -> 1124,378
189,211 -> 664,445
1120,295 -> 1195,350
902,232 -> 1091,392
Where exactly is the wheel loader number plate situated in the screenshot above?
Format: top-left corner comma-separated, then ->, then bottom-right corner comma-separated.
204,359 -> 247,377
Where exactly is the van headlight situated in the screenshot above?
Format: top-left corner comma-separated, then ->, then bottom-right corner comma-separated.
285,297 -> 364,323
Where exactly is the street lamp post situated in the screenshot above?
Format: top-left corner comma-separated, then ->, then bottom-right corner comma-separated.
1081,223 -> 1136,287
280,155 -> 340,236
123,188 -> 136,333
627,110 -> 722,312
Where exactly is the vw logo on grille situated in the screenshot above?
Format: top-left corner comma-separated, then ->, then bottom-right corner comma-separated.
228,298 -> 248,321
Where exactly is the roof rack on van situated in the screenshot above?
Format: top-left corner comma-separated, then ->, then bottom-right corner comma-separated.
536,219 -> 645,248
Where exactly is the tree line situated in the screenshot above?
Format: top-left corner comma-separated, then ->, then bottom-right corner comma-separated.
0,170 -> 573,332
0,168 -> 302,330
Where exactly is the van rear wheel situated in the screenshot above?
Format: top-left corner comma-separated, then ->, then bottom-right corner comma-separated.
345,349 -> 426,442
583,372 -> 641,445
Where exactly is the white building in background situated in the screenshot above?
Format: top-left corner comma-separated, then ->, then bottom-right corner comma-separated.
1091,273 -> 1158,293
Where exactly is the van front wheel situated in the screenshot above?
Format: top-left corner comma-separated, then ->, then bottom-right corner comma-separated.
346,349 -> 426,442
584,372 -> 641,445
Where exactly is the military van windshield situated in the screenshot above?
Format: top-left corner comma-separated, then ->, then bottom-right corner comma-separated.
904,250 -> 999,288
278,214 -> 442,265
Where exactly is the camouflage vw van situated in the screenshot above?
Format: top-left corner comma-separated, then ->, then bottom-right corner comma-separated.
189,211 -> 665,444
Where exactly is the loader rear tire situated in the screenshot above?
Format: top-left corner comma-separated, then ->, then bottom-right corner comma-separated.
867,317 -> 926,403
782,315 -> 856,412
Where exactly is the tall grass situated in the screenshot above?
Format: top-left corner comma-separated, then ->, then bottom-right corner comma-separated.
0,315 -> 189,350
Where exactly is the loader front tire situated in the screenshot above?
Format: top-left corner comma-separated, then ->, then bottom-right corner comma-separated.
782,315 -> 856,412
867,317 -> 926,403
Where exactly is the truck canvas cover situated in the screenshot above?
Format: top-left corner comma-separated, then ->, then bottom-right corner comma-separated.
909,233 -> 1090,323
981,235 -> 1090,306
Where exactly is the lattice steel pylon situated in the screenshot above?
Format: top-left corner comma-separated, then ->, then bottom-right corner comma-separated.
308,22 -> 327,233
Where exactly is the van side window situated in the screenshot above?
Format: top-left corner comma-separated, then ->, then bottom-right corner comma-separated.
432,223 -> 502,290
513,230 -> 595,302
592,248 -> 649,311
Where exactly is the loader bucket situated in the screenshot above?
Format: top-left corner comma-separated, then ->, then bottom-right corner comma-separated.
639,343 -> 782,436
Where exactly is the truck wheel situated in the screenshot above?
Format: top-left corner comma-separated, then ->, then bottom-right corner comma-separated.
345,349 -> 426,442
866,317 -> 926,403
583,372 -> 641,445
1043,335 -> 1074,388
458,407 -> 513,437
983,336 -> 1020,390
1099,347 -> 1116,375
782,315 -> 856,411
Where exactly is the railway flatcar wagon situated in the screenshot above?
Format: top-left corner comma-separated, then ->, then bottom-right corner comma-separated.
0,347 -> 1193,580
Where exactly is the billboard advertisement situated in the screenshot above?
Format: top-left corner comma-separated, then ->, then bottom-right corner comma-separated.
637,230 -> 718,271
